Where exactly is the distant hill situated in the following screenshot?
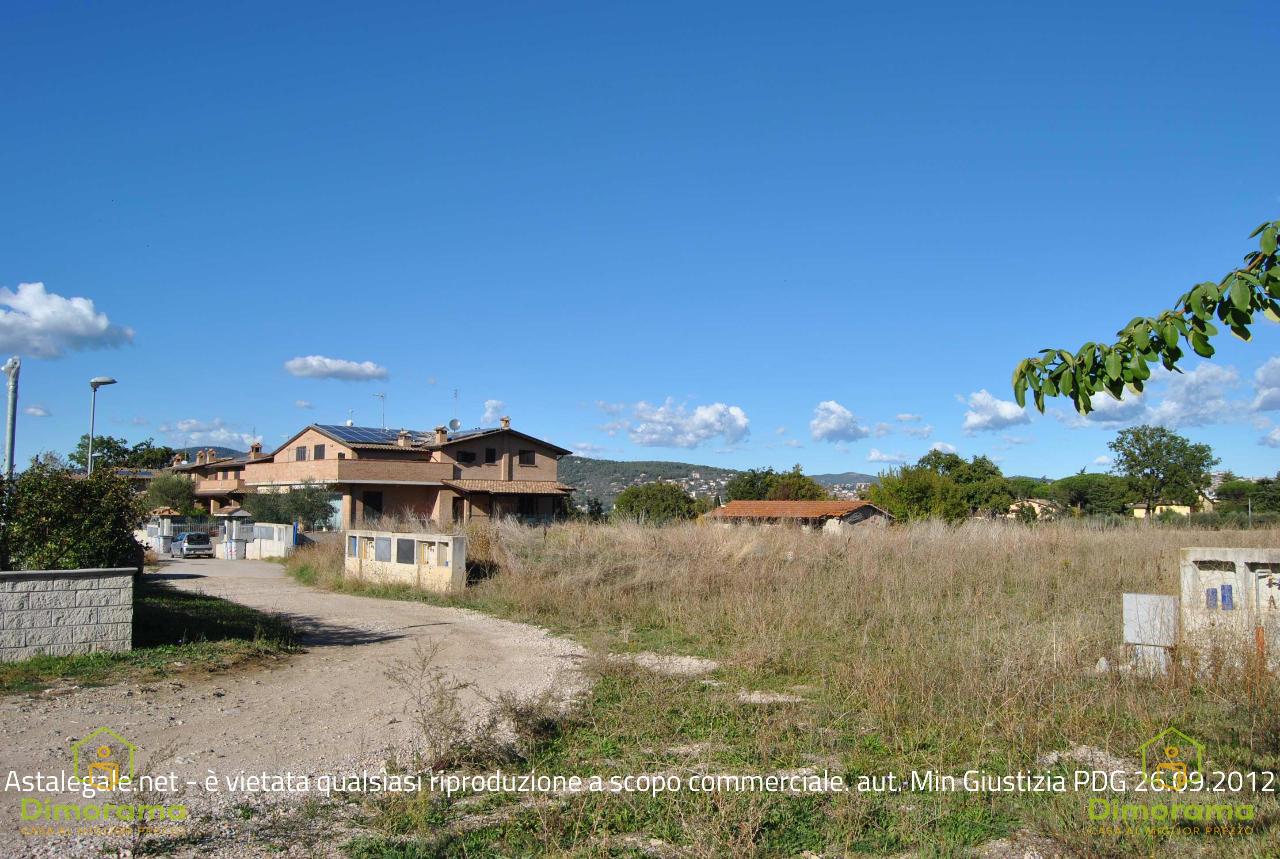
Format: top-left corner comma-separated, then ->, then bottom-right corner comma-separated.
809,471 -> 880,488
558,456 -> 740,507
558,457 -> 880,508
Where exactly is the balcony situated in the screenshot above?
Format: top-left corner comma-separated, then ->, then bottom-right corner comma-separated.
243,458 -> 455,487
195,478 -> 245,496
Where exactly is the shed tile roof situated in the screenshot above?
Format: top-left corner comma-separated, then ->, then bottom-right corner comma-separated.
704,500 -> 886,520
443,479 -> 573,495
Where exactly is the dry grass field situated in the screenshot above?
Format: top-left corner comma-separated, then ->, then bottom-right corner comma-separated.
289,521 -> 1280,857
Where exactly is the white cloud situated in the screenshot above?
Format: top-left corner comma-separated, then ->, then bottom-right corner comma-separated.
595,400 -> 626,416
284,355 -> 388,381
628,399 -> 750,448
930,441 -> 958,454
896,413 -> 923,422
809,400 -> 870,442
962,390 -> 1031,434
902,423 -> 934,439
1262,428 -> 1280,448
1144,364 -> 1238,428
1001,434 -> 1031,446
572,441 -> 611,456
867,448 -> 906,463
783,438 -> 803,448
0,282 -> 133,358
775,426 -> 787,435
1092,455 -> 1112,467
294,399 -> 313,409
874,422 -> 891,437
482,399 -> 506,425
159,418 -> 260,450
1060,363 -> 1243,429
23,405 -> 49,417
1252,358 -> 1280,411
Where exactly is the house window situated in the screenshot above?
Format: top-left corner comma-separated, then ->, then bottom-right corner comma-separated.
337,452 -> 346,460
347,536 -> 358,557
313,444 -> 326,460
485,448 -> 497,464
374,537 -> 392,562
518,449 -> 535,466
518,496 -> 539,517
396,538 -> 414,564
295,446 -> 307,462
457,450 -> 477,464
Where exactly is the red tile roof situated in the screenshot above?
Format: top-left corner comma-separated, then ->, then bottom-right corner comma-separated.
704,500 -> 886,520
443,479 -> 573,495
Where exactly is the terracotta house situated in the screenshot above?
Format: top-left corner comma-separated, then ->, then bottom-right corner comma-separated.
703,500 -> 891,531
241,417 -> 572,527
171,446 -> 273,514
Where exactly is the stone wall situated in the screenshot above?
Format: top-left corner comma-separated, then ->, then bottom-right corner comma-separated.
0,568 -> 134,662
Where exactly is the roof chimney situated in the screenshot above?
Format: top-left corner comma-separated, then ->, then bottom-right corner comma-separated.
397,429 -> 412,448
434,425 -> 448,445
249,442 -> 263,460
500,416 -> 510,429
207,448 -> 217,460
196,450 -> 207,464
171,453 -> 185,467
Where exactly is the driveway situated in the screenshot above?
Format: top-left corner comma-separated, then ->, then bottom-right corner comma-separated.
0,558 -> 586,856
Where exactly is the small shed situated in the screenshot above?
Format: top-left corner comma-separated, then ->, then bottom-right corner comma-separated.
703,500 -> 891,532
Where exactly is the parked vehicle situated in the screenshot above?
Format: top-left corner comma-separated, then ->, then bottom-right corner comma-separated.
171,531 -> 214,559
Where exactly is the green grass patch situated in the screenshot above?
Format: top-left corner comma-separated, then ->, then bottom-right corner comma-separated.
0,578 -> 297,694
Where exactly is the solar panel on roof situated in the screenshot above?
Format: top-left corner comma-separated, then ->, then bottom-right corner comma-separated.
316,424 -> 438,444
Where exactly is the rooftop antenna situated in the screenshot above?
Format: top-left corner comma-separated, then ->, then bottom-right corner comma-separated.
448,418 -> 462,432
373,392 -> 386,429
346,408 -> 354,428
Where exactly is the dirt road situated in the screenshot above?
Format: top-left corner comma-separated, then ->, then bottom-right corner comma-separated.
0,558 -> 587,856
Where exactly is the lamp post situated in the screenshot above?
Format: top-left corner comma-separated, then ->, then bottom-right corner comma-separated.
2,356 -> 19,481
87,376 -> 117,476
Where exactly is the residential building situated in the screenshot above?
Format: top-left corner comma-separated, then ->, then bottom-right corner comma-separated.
703,499 -> 891,531
240,416 -> 572,527
173,445 -> 271,515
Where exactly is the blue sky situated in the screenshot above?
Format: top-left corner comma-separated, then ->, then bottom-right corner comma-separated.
2,0 -> 1276,478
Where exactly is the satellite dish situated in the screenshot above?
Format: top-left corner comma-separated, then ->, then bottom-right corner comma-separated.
345,419 -> 354,427
448,418 -> 462,431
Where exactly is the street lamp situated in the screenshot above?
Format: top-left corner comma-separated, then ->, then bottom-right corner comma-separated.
87,376 -> 117,476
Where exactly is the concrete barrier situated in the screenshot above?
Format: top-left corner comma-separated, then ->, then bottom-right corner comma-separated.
0,568 -> 134,662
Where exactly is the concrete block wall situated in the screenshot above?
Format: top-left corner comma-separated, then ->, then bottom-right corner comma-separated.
0,568 -> 134,662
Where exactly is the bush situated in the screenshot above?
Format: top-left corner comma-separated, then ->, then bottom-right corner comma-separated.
142,472 -> 197,514
612,482 -> 697,525
1,456 -> 143,570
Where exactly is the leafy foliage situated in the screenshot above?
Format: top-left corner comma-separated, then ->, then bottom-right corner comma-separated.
241,481 -> 337,529
867,464 -> 969,522
142,472 -> 197,514
68,434 -> 180,471
1013,218 -> 1280,413
1107,425 -> 1217,514
1046,472 -> 1131,516
725,465 -> 828,501
1,456 -> 143,570
725,467 -> 779,501
611,482 -> 697,525
1208,473 -> 1280,515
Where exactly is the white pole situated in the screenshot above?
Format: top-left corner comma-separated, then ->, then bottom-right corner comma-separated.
87,386 -> 98,476
2,356 -> 18,480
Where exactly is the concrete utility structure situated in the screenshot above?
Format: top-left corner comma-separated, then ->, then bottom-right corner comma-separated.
173,417 -> 573,526
703,500 -> 891,531
1180,547 -> 1280,668
345,529 -> 467,594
